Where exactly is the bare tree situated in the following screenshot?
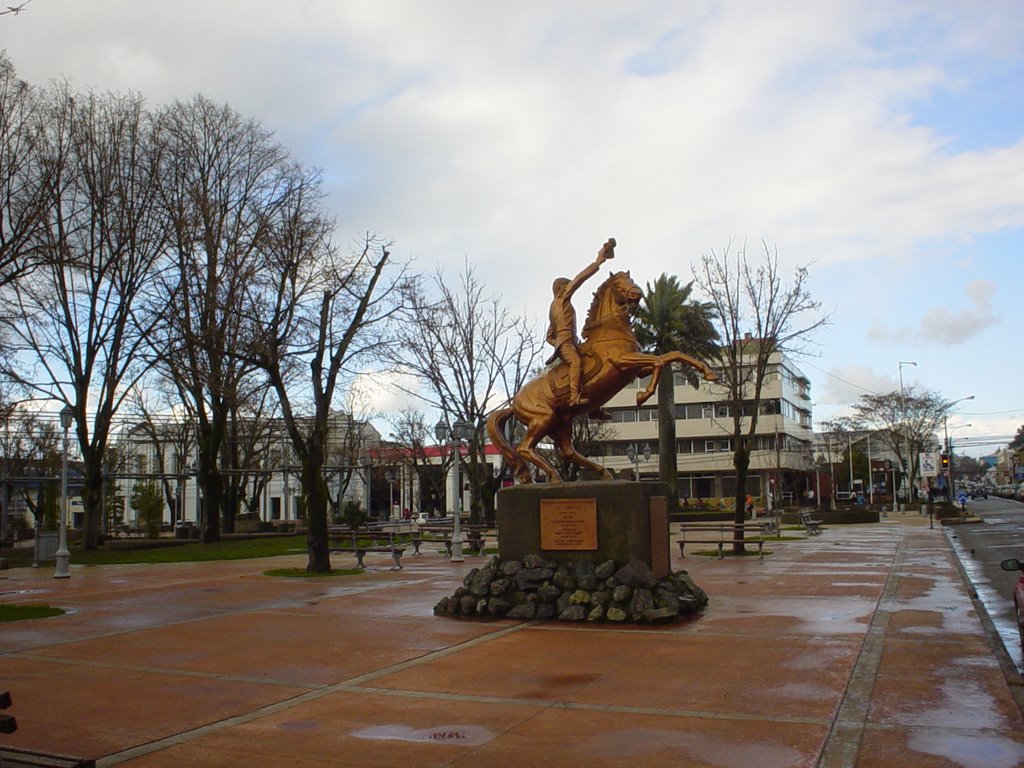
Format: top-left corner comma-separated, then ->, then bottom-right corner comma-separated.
1,402 -> 60,536
817,417 -> 861,505
850,387 -> 950,498
0,1 -> 35,17
0,53 -> 46,297
1,84 -> 165,548
387,407 -> 451,518
694,240 -> 829,552
149,95 -> 295,542
322,391 -> 379,518
223,382 -> 281,526
123,385 -> 199,527
242,216 -> 409,572
393,261 -> 540,524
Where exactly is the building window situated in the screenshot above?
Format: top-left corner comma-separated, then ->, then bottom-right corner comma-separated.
680,474 -> 715,499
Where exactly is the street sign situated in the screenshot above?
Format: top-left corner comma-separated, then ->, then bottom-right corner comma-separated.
920,452 -> 939,478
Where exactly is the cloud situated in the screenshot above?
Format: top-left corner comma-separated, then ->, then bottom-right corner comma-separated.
4,1 -> 1022,427
867,280 -> 1000,344
812,364 -> 890,408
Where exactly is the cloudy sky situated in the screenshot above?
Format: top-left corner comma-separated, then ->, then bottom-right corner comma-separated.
3,0 -> 1022,456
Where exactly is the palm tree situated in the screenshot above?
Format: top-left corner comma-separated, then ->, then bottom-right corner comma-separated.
634,274 -> 719,510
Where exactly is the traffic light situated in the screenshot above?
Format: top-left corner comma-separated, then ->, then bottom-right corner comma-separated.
940,453 -> 949,469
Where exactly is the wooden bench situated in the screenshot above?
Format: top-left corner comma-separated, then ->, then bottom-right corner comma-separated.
328,525 -> 407,570
800,510 -> 823,535
412,524 -> 489,556
676,522 -> 770,560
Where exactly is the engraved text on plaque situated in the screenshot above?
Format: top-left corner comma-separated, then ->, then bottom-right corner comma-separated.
540,498 -> 598,550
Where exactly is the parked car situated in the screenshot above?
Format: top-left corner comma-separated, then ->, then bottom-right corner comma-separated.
970,486 -> 988,499
999,558 -> 1024,649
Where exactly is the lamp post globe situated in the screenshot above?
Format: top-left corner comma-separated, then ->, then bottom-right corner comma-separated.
626,443 -> 640,481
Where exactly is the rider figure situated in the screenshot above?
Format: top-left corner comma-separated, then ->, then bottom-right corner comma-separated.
546,238 -> 615,406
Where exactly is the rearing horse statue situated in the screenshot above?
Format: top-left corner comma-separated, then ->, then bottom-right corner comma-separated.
487,265 -> 718,483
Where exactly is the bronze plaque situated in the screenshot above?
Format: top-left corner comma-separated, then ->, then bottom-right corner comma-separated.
540,498 -> 597,550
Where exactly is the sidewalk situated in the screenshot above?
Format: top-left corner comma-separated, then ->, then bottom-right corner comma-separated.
1,517 -> 1023,767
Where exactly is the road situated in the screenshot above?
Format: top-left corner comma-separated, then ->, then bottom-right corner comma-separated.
944,494 -> 1024,672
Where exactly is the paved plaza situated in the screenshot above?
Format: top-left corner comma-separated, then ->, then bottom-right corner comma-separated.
2,517 -> 1023,767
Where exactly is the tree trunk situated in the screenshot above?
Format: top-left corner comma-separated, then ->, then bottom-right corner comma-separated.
732,444 -> 750,554
481,474 -> 499,525
302,448 -> 331,573
198,425 -> 222,543
82,455 -> 103,550
656,366 -> 679,511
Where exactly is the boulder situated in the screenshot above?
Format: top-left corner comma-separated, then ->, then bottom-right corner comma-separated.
614,558 -> 658,589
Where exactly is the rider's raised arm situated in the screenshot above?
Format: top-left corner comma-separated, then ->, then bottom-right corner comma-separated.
563,259 -> 602,297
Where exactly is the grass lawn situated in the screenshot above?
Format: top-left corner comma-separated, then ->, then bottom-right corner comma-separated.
0,534 -> 309,567
692,548 -> 774,558
0,604 -> 65,622
264,567 -> 363,578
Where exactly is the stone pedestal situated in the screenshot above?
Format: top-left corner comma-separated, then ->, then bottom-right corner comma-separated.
496,480 -> 671,578
35,531 -> 59,562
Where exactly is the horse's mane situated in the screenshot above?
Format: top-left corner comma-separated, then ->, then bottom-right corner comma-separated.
581,272 -> 620,338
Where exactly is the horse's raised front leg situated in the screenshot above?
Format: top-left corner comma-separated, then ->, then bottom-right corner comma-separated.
616,350 -> 718,405
613,351 -> 662,405
660,351 -> 718,382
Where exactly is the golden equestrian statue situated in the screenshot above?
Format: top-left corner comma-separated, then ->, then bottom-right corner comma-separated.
487,238 -> 717,483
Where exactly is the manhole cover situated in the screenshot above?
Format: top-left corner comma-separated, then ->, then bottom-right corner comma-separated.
353,724 -> 494,746
429,730 -> 468,741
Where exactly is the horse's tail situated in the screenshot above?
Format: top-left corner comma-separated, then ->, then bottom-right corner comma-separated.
486,407 -> 516,463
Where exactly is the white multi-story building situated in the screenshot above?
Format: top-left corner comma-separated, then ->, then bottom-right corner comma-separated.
592,348 -> 815,505
113,412 -> 381,528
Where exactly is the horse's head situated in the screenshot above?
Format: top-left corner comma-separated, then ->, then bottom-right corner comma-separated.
583,270 -> 642,337
609,270 -> 642,309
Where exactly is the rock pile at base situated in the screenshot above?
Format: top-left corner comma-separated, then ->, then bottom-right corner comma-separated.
432,555 -> 708,623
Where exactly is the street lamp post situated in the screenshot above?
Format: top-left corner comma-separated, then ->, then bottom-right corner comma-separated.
897,361 -> 917,506
626,442 -> 650,481
55,404 -> 74,579
435,418 -> 474,563
867,433 -> 874,506
385,468 -> 396,520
